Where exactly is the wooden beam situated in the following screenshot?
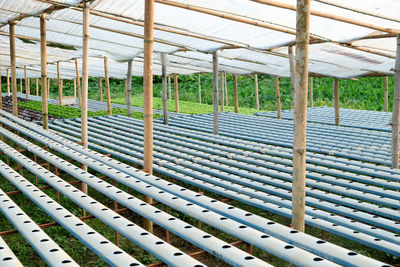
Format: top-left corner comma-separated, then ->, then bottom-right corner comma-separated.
309,77 -> 313,108
161,53 -> 168,124
98,77 -> 103,101
213,51 -> 219,134
274,76 -> 281,119
36,77 -> 39,96
224,72 -> 228,106
233,74 -> 238,113
198,73 -> 201,104
143,0 -> 154,234
104,57 -> 112,115
40,14 -> 48,129
6,69 -> 10,96
74,58 -> 82,108
174,73 -> 179,113
291,0 -> 310,233
20,78 -> 23,94
333,78 -> 339,126
73,78 -> 76,98
384,76 -> 388,112
254,74 -> 259,111
392,34 -> 400,169
57,61 -> 62,105
126,60 -> 133,117
9,22 -> 18,117
288,45 -> 295,95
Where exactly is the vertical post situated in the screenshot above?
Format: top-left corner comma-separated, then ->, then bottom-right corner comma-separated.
20,78 -> 23,93
224,72 -> 228,106
36,78 -> 39,96
98,77 -> 103,101
288,45 -> 295,95
391,34 -> 400,169
143,0 -> 154,233
274,76 -> 281,119
6,69 -> 10,96
220,71 -> 224,112
24,66 -> 28,100
161,53 -> 168,124
333,78 -> 339,126
309,77 -> 313,107
384,76 -> 389,112
9,21 -> 18,117
168,75 -> 171,100
104,57 -> 112,115
126,60 -> 133,117
254,74 -> 259,111
291,0 -> 310,232
81,0 -> 90,195
198,73 -> 201,104
233,74 -> 238,113
40,14 -> 48,129
213,51 -> 219,134
75,58 -> 82,108
27,78 -> 30,97
57,61 -> 62,105
124,79 -> 127,104
73,78 -> 77,98
174,73 -> 179,113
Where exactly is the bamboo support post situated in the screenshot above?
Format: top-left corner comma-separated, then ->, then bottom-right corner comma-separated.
36,78 -> 39,96
224,72 -> 228,106
161,53 -> 168,125
74,58 -> 82,108
98,77 -> 103,101
27,78 -> 30,97
73,78 -> 76,98
104,57 -> 112,115
274,76 -> 281,119
143,0 -> 154,234
233,75 -> 238,113
81,0 -> 90,196
220,71 -> 225,112
213,51 -> 219,135
288,45 -> 295,95
168,75 -> 171,100
124,79 -> 127,103
24,66 -> 28,100
9,21 -> 18,117
6,69 -> 10,96
392,34 -> 400,169
126,60 -> 133,117
40,14 -> 48,129
198,73 -> 201,104
291,0 -> 310,232
333,78 -> 339,126
254,74 -> 259,111
174,73 -> 179,113
384,76 -> 388,112
309,77 -> 313,107
57,61 -> 62,105
20,78 -> 23,94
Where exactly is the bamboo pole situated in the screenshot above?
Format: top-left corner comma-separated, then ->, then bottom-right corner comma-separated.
24,66 -> 28,100
143,0 -> 154,234
309,77 -> 313,108
36,78 -> 39,96
40,14 -> 48,129
126,60 -> 133,117
274,76 -> 281,119
104,57 -> 112,115
213,51 -> 219,134
73,78 -> 76,98
291,0 -> 310,233
20,78 -> 23,93
9,22 -> 18,117
224,72 -> 228,106
47,77 -> 50,96
174,73 -> 179,113
74,58 -> 82,108
98,77 -> 103,101
333,78 -> 339,126
81,0 -> 90,196
198,73 -> 201,104
391,34 -> 400,169
124,79 -> 127,104
288,45 -> 295,95
161,53 -> 168,124
254,74 -> 259,111
220,71 -> 224,112
233,74 -> 238,113
384,76 -> 388,112
6,69 -> 10,96
168,75 -> 171,100
57,61 -> 62,105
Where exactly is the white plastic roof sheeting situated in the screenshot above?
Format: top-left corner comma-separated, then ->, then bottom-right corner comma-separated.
0,0 -> 398,79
